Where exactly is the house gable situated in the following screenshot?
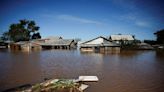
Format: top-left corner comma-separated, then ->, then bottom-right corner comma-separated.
80,36 -> 119,47
82,36 -> 111,45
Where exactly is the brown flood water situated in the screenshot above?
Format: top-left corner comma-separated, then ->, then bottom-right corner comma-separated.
0,49 -> 164,92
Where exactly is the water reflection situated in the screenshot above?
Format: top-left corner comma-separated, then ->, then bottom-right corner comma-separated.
39,50 -> 104,79
156,50 -> 164,58
0,50 -> 164,92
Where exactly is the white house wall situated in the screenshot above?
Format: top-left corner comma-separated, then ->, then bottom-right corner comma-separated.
85,38 -> 104,44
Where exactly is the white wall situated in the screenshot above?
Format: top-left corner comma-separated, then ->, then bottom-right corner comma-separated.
85,38 -> 104,44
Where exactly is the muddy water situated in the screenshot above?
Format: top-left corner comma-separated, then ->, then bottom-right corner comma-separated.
0,49 -> 164,92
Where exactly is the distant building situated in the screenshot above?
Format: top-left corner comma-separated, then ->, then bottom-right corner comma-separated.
109,34 -> 135,44
0,41 -> 8,48
137,42 -> 154,50
80,36 -> 120,53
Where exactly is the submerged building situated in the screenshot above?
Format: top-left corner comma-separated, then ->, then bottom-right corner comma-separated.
80,36 -> 120,53
10,41 -> 42,51
9,36 -> 78,51
40,37 -> 77,49
109,34 -> 135,44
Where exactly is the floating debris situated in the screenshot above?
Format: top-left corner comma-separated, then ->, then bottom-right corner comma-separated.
29,79 -> 81,92
78,76 -> 99,82
3,76 -> 98,92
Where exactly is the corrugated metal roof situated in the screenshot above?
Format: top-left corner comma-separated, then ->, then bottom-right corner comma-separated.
15,41 -> 29,45
45,36 -> 62,40
41,39 -> 74,46
110,35 -> 134,41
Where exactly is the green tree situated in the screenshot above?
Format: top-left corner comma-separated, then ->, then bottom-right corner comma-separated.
154,29 -> 164,44
2,19 -> 41,42
1,32 -> 9,41
32,32 -> 41,39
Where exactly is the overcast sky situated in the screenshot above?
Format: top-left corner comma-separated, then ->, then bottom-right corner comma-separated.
0,0 -> 164,41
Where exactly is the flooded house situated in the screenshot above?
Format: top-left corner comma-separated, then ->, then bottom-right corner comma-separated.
109,34 -> 135,44
80,36 -> 120,53
0,41 -> 8,49
40,36 -> 77,49
9,36 -> 77,51
137,42 -> 154,50
9,41 -> 41,51
10,41 -> 31,51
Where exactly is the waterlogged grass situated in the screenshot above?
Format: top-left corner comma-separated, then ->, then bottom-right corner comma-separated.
32,79 -> 80,92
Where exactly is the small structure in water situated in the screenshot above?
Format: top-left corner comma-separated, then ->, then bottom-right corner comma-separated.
80,36 -> 120,53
